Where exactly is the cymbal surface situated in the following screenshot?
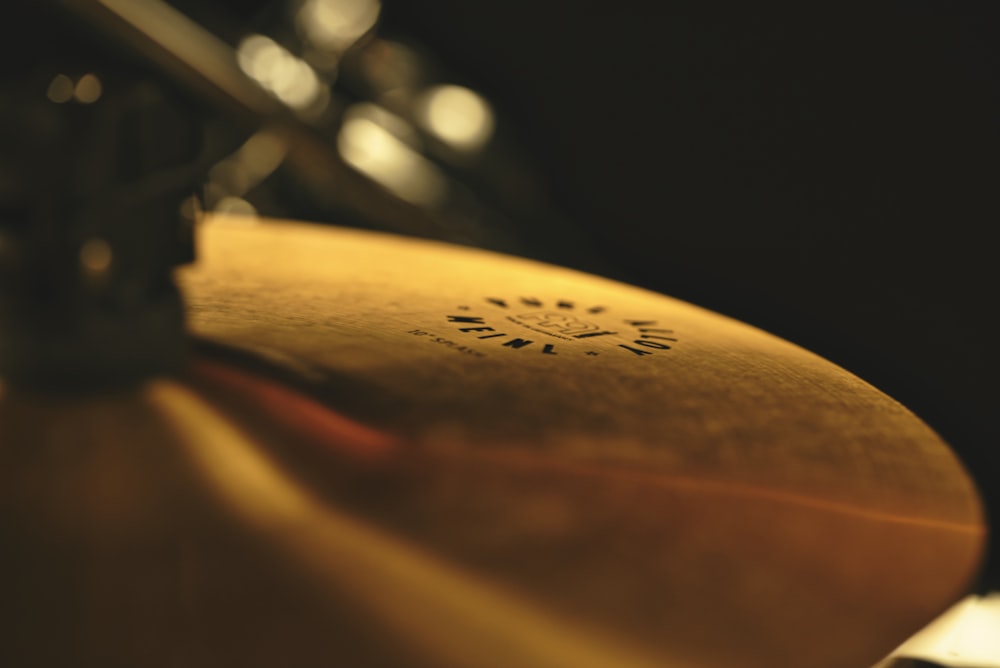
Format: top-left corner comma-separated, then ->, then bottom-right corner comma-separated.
0,214 -> 983,668
170,214 -> 985,667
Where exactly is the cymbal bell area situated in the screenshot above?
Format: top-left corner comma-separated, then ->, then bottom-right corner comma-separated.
0,214 -> 986,667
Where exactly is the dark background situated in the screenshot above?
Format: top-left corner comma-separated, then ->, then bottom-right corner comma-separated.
377,1 -> 1000,588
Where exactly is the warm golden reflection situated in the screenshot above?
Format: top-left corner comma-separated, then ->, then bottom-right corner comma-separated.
46,74 -> 75,104
47,73 -> 103,104
236,33 -> 327,113
153,381 -> 664,668
416,84 -> 495,152
74,73 -> 103,104
79,237 -> 113,277
296,0 -> 381,52
338,104 -> 446,206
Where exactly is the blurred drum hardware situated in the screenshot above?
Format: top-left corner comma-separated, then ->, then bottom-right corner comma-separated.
0,2 -> 213,385
58,0 -> 598,268
0,1 -> 993,667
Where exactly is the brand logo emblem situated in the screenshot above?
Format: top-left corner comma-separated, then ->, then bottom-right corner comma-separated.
444,296 -> 677,358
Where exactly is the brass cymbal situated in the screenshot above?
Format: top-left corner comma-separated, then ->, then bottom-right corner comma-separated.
0,214 -> 985,667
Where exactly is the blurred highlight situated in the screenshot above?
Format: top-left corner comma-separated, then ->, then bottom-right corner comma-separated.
79,238 -> 113,284
212,196 -> 258,217
416,84 -> 495,153
296,0 -> 381,53
237,34 -> 328,115
880,593 -> 1000,666
46,74 -> 75,104
205,130 -> 288,214
338,103 -> 446,206
74,74 -> 103,104
46,73 -> 103,104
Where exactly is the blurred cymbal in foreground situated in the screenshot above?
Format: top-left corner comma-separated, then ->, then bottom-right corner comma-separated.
0,214 -> 986,667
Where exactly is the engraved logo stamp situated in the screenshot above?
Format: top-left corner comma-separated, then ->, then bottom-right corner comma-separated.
436,296 -> 678,358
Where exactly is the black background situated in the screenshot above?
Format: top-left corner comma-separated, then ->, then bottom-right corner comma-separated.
378,1 -> 1000,588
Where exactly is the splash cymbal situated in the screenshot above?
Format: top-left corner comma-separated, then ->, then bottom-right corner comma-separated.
0,214 -> 985,667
